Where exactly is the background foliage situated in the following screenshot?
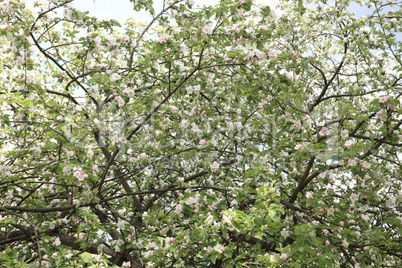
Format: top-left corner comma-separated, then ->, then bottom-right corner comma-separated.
0,0 -> 401,267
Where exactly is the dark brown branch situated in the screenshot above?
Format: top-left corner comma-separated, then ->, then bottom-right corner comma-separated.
361,117 -> 402,158
351,133 -> 402,147
289,156 -> 316,203
143,159 -> 236,211
0,204 -> 75,213
126,66 -> 201,141
128,1 -> 182,71
0,227 -> 144,267
309,41 -> 347,112
32,0 -> 73,23
289,161 -> 341,203
47,89 -> 80,105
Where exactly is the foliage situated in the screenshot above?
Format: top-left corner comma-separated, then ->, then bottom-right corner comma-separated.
1,0 -> 401,267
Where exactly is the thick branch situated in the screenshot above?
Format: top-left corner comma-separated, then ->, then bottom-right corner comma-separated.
0,204 -> 75,213
0,227 -> 143,267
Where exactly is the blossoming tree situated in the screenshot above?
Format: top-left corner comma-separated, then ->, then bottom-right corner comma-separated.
1,0 -> 401,267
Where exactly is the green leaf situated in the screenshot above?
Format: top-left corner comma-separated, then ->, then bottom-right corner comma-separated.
6,249 -> 16,258
80,252 -> 92,263
224,250 -> 233,258
241,1 -> 252,11
256,41 -> 263,50
232,221 -> 243,231
210,254 -> 217,263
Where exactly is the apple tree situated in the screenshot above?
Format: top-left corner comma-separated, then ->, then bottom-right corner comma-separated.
0,0 -> 401,267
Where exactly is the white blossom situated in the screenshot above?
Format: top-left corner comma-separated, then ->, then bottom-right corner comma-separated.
281,228 -> 290,238
376,109 -> 387,121
110,73 -> 121,81
87,148 -> 94,159
360,214 -> 369,222
53,237 -> 61,246
31,146 -> 42,156
123,87 -> 135,97
202,24 -> 213,35
210,161 -> 219,172
341,129 -> 349,139
344,140 -> 353,147
350,193 -> 359,206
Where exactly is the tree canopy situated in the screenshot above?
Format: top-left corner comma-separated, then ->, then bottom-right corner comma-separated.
0,0 -> 401,267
